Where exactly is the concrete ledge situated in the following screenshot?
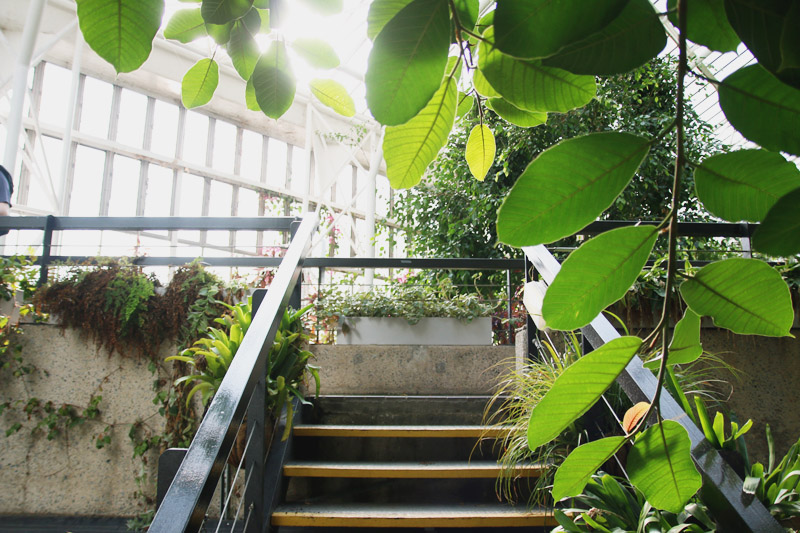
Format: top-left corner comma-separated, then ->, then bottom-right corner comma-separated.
308,345 -> 517,395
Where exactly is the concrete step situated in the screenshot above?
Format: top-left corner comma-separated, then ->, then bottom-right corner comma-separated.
283,460 -> 544,479
292,424 -> 509,438
271,502 -> 557,529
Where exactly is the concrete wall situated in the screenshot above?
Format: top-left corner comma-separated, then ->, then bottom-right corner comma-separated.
0,323 -> 170,517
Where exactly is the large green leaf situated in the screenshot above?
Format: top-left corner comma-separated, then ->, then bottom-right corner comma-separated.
644,308 -> 703,369
365,0 -> 450,126
201,0 -> 253,25
241,7 -> 263,34
228,21 -> 260,80
542,226 -> 658,331
465,124 -> 495,182
493,0 -> 628,59
300,0 -> 343,15
668,0 -> 740,52
456,92 -> 474,118
628,420 -> 702,513
486,98 -> 546,128
181,58 -> 219,108
251,41 -> 296,119
245,77 -> 260,111
291,38 -> 340,70
473,66 -> 500,98
543,0 -> 666,75
452,0 -> 479,37
753,187 -> 800,256
497,132 -> 650,247
694,149 -> 800,222
680,258 -> 794,337
718,64 -> 800,156
552,436 -> 626,502
76,0 -> 164,74
205,21 -> 233,44
164,8 -> 207,43
309,79 -> 355,117
383,60 -> 460,189
479,30 -> 596,113
725,0 -> 800,89
367,0 -> 413,40
527,336 -> 642,451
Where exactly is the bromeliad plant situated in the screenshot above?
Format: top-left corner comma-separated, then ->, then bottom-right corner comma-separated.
168,299 -> 319,439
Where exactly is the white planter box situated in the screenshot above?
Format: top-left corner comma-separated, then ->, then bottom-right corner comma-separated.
336,317 -> 493,346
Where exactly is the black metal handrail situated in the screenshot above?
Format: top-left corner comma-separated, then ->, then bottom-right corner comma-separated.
148,214 -> 317,533
523,244 -> 783,533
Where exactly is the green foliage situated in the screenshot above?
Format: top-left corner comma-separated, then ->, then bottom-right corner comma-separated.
465,124 -> 495,182
314,278 -> 493,326
309,79 -> 355,118
252,41 -> 295,119
552,436 -> 626,502
744,425 -> 800,521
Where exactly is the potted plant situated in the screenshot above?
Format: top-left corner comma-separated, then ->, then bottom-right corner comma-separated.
314,279 -> 495,345
167,299 -> 319,464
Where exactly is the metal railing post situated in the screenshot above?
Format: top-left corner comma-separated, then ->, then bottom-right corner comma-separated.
245,288 -> 268,533
505,268 -> 514,345
523,255 -> 538,361
289,220 -> 302,310
37,215 -> 55,286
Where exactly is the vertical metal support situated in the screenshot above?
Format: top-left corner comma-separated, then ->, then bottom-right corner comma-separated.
350,166 -> 357,258
136,97 -> 156,216
301,102 -> 314,213
257,135 -> 269,254
170,107 -> 187,259
523,255 -> 539,361
60,74 -> 84,215
3,0 -> 46,174
38,215 -> 55,286
740,222 -> 752,258
201,117 -> 215,247
316,266 -> 324,343
506,269 -> 514,345
58,35 -> 83,214
363,131 -> 384,287
289,220 -> 302,310
245,288 -> 267,533
16,62 -> 45,206
99,85 -> 122,216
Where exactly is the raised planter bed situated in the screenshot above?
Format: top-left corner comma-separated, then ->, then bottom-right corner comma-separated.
336,317 -> 493,346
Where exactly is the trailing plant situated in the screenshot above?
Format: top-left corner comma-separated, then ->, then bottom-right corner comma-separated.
315,278 -> 494,326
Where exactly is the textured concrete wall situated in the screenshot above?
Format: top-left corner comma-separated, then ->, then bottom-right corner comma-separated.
308,344 -> 517,395
0,323 -> 170,517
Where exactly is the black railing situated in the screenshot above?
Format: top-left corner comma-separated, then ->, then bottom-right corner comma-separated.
523,243 -> 783,533
148,214 -> 317,533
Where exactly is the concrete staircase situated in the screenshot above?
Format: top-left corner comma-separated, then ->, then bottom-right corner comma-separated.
270,395 -> 556,532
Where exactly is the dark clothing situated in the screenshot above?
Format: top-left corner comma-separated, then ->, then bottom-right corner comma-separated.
0,164 -> 13,236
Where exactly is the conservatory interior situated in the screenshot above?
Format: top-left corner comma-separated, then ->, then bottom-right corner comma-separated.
1,1 -> 799,532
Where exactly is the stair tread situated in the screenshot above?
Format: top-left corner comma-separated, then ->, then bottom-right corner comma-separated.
293,424 -> 508,437
272,502 -> 557,528
283,460 -> 545,478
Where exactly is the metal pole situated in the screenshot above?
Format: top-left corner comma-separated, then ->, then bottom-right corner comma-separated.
3,0 -> 47,173
302,101 -> 314,213
506,268 -> 513,345
38,214 -> 55,286
363,130 -> 384,287
58,34 -> 83,214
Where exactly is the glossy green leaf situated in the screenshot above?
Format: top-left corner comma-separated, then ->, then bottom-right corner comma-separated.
486,98 -> 546,127
383,60 -> 460,189
75,0 -> 164,74
309,79 -> 355,117
202,0 -> 253,25
668,0 -> 740,52
456,92 -> 474,118
719,65 -> 800,156
452,0 -> 479,35
300,0 -> 342,15
251,41 -> 295,119
695,149 -> 800,222
552,436 -> 626,501
527,336 -> 642,451
542,226 -> 658,331
497,132 -> 650,247
665,308 -> 703,366
472,66 -> 500,98
241,7 -> 262,34
680,258 -> 794,337
291,38 -> 340,70
493,0 -> 628,59
725,0 -> 800,89
628,420 -> 702,513
181,58 -> 219,108
164,8 -> 207,43
205,21 -> 233,44
244,78 -> 259,110
367,0 -> 413,40
753,187 -> 800,256
465,124 -> 495,182
479,30 -> 596,113
228,21 -> 260,79
543,0 -> 666,75
365,0 -> 450,126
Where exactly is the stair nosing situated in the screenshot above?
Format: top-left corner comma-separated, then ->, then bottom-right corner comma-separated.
292,424 -> 510,438
283,460 -> 545,478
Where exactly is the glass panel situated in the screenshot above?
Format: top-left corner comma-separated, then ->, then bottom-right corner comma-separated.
116,89 -> 148,148
240,131 -> 263,181
69,146 -> 105,215
38,63 -> 71,127
108,155 -> 141,216
144,166 -> 174,217
79,77 -> 113,138
213,121 -> 237,173
151,100 -> 179,158
183,111 -> 209,167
